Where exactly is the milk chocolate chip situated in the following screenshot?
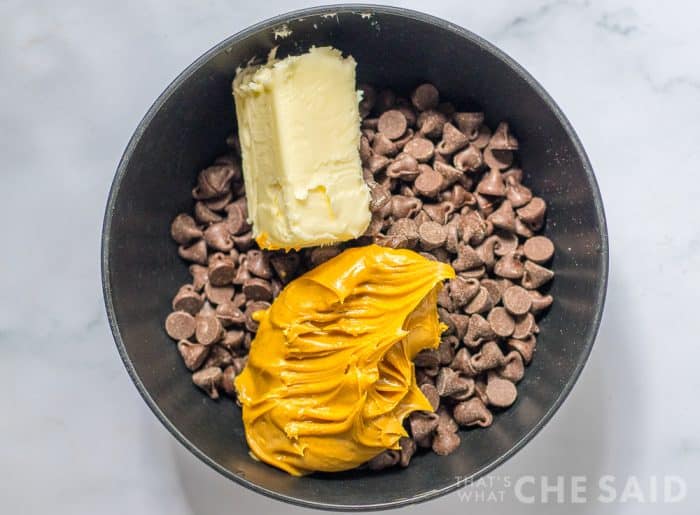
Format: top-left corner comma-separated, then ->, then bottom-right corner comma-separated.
171,214 -> 203,244
378,109 -> 408,140
411,83 -> 440,111
165,311 -> 196,340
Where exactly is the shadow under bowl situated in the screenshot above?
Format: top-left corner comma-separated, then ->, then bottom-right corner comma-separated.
102,4 -> 608,511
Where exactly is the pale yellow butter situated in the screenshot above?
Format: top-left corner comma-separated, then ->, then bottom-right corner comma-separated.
232,47 -> 371,250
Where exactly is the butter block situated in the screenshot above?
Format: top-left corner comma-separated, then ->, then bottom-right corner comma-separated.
232,47 -> 371,250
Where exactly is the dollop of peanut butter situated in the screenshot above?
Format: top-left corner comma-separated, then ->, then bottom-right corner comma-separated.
234,245 -> 455,475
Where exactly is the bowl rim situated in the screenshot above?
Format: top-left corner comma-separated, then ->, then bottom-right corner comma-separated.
101,3 -> 609,511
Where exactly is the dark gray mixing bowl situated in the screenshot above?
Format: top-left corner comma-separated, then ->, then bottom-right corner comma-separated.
102,4 -> 608,511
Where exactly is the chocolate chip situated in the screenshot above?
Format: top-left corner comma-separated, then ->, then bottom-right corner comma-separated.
178,239 -> 208,265
436,122 -> 469,155
499,351 -> 525,383
476,168 -> 506,197
528,290 -> 554,313
480,278 -> 502,306
188,264 -> 208,291
494,251 -> 524,279
242,278 -> 273,302
245,250 -> 272,279
460,210 -> 489,246
449,276 -> 480,307
393,128 -> 415,150
221,365 -> 237,397
388,218 -> 419,248
487,200 -> 516,232
475,237 -> 498,268
368,450 -> 400,471
471,340 -> 504,373
177,340 -> 210,371
414,349 -> 440,368
409,411 -> 439,440
220,329 -> 246,350
436,367 -> 473,397
465,313 -> 496,347
171,214 -> 203,245
172,284 -> 204,315
420,383 -> 440,410
359,83 -> 376,118
506,179 -> 533,208
205,191 -> 233,212
192,165 -> 236,200
464,286 -> 492,315
512,312 -> 536,339
488,307 -> 515,337
194,201 -> 223,224
417,109 -> 448,138
215,302 -> 246,327
517,197 -> 547,231
502,285 -> 532,315
386,153 -> 419,181
368,153 -> 390,174
368,181 -> 392,214
244,301 -> 270,332
486,372 -> 518,408
483,146 -> 514,170
232,355 -> 248,375
442,184 -> 474,210
453,145 -> 483,172
450,313 -> 470,340
437,337 -> 456,365
523,236 -> 555,264
372,133 -> 399,156
165,311 -> 196,340
451,347 -> 478,376
471,125 -> 492,149
507,334 -> 537,364
493,230 -> 519,256
223,202 -> 250,236
204,282 -> 234,305
390,195 -> 422,218
490,122 -> 519,150
417,221 -> 446,250
207,253 -> 236,286
453,398 -> 493,427
203,223 -> 233,252
404,137 -> 435,163
437,286 -> 454,311
411,83 -> 439,111
399,437 -> 417,467
437,407 -> 459,433
269,252 -> 300,283
452,243 -> 483,272
422,202 -> 453,224
195,314 -> 223,346
192,366 -> 223,399
432,429 -> 460,456
453,112 -> 484,137
515,217 -> 535,238
377,109 -> 408,140
232,257 -> 251,286
521,260 -> 554,289
203,345 -> 233,369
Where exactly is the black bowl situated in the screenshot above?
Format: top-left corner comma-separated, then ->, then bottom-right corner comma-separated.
102,4 -> 608,511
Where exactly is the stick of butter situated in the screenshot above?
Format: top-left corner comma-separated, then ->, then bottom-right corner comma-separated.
232,47 -> 371,250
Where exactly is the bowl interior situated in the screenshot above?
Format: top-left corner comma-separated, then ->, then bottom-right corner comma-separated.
103,6 -> 607,511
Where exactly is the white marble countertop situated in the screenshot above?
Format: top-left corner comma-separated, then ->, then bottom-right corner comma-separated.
1,0 -> 698,513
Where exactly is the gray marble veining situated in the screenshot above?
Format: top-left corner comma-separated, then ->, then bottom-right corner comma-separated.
1,0 -> 698,513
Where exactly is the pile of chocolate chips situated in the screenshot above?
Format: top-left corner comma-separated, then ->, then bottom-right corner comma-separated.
165,82 -> 554,471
